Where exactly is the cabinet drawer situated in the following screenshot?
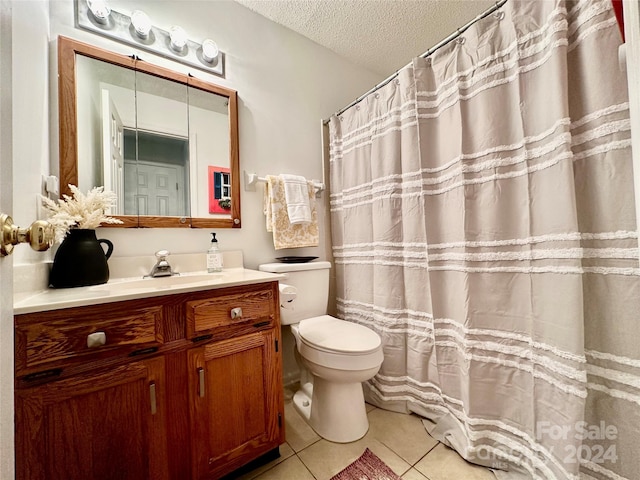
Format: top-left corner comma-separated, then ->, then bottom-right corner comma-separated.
186,285 -> 275,338
15,306 -> 165,373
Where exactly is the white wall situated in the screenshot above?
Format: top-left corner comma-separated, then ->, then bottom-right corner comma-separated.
11,0 -> 50,264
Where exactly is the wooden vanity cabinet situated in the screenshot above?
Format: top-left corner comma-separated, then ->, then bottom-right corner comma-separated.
185,282 -> 284,479
189,330 -> 283,480
15,356 -> 169,480
14,281 -> 284,480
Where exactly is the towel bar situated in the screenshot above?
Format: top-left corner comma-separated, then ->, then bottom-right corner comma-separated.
244,171 -> 325,195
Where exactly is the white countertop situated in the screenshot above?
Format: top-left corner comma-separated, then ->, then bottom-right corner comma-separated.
14,268 -> 284,315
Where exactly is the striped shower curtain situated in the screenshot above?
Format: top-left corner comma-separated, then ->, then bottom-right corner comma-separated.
328,1 -> 638,479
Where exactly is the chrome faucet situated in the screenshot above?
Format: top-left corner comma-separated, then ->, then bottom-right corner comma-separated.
146,250 -> 177,278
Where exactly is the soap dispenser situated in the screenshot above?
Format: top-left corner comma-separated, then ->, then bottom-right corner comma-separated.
207,232 -> 223,273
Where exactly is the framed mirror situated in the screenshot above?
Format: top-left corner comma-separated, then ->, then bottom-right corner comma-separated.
58,36 -> 241,228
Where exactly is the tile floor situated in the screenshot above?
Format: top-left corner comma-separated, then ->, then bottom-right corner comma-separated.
237,388 -> 497,480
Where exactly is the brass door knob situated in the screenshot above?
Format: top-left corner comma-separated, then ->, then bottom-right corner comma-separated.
0,214 -> 54,256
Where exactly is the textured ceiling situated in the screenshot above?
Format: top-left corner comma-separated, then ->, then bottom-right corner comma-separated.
234,0 -> 495,77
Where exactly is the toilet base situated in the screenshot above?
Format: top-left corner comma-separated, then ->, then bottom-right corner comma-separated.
292,377 -> 369,443
292,389 -> 312,422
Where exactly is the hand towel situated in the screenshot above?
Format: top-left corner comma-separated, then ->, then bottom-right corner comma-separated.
263,175 -> 319,250
280,174 -> 312,224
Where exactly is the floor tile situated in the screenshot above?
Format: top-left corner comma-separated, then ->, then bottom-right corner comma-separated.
414,443 -> 496,480
250,455 -> 316,480
234,443 -> 295,480
402,468 -> 430,480
297,435 -> 411,480
366,408 -> 439,465
284,402 -> 321,452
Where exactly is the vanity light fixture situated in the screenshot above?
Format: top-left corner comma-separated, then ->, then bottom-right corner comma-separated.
130,10 -> 151,39
74,0 -> 225,77
86,0 -> 111,25
169,26 -> 188,52
201,39 -> 219,63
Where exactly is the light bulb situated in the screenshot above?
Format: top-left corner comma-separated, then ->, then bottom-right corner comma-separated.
201,39 -> 219,63
86,0 -> 111,24
169,26 -> 187,52
131,10 -> 151,39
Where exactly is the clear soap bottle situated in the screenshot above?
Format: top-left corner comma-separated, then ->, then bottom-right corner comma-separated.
207,232 -> 223,273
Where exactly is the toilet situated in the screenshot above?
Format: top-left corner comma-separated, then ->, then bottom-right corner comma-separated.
259,261 -> 383,443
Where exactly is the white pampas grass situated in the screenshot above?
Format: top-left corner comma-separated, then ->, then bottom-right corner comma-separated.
42,185 -> 123,242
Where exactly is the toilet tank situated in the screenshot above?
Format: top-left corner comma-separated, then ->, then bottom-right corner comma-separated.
258,261 -> 331,325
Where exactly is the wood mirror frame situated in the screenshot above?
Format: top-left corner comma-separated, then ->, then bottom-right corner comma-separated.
58,36 -> 241,229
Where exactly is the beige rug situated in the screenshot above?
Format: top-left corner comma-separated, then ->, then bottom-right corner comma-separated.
330,449 -> 402,480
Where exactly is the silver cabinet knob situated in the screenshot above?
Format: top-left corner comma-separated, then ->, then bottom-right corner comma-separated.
230,307 -> 243,319
87,331 -> 107,348
198,367 -> 205,398
149,382 -> 157,415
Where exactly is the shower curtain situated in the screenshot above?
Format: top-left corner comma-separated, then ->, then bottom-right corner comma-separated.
328,1 -> 638,479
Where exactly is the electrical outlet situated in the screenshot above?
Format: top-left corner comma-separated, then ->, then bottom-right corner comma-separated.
44,175 -> 60,196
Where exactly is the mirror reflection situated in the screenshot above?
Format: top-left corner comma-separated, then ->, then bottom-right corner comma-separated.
60,36 -> 240,228
187,86 -> 231,218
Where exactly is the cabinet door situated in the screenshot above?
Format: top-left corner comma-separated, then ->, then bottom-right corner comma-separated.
188,330 -> 283,480
15,356 -> 169,480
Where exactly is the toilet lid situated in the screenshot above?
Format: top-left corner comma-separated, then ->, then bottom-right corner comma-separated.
298,315 -> 381,354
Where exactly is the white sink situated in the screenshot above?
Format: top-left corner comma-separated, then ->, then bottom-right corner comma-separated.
91,273 -> 226,292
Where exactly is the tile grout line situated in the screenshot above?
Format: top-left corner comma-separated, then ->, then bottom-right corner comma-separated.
295,451 -> 320,480
413,441 -> 440,466
374,437 -> 415,478
408,441 -> 440,480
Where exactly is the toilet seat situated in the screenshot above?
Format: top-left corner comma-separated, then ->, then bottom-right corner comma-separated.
294,315 -> 384,371
298,315 -> 381,354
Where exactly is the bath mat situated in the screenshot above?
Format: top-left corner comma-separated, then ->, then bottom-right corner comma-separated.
330,448 -> 402,480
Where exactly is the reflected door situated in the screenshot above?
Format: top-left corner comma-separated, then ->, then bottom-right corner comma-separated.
125,162 -> 186,216
101,89 -> 125,214
122,128 -> 190,217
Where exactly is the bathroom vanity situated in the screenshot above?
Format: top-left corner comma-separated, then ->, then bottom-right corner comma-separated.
13,269 -> 284,480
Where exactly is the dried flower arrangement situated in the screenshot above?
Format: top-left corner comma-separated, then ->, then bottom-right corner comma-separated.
42,185 -> 123,242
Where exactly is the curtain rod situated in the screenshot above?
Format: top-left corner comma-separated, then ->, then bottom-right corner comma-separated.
323,0 -> 508,124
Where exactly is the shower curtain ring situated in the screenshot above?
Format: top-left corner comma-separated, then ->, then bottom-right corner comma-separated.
494,10 -> 505,20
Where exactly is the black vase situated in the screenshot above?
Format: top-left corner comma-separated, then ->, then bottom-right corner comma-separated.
49,229 -> 114,288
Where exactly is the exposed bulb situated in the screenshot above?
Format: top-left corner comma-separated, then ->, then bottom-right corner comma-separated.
87,0 -> 111,24
131,10 -> 151,38
201,39 -> 219,63
169,26 -> 187,52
